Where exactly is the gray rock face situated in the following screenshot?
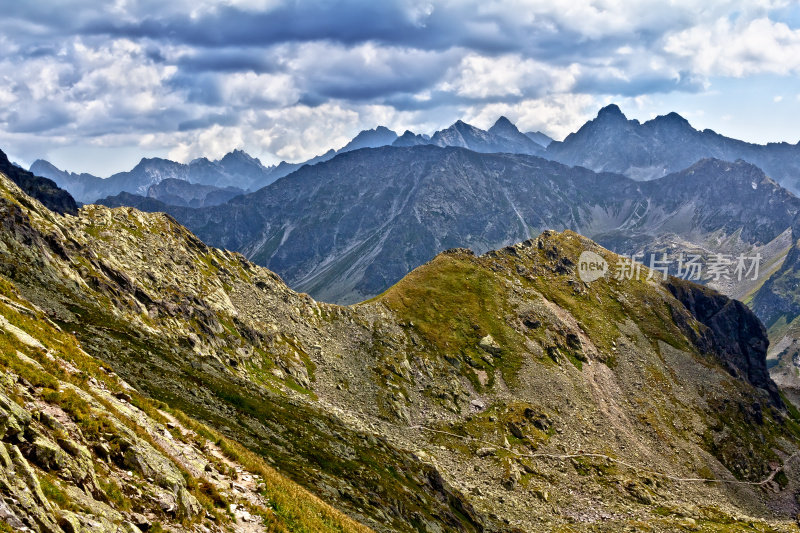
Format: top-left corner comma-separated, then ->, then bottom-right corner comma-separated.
665,278 -> 780,406
32,150 -> 276,203
546,104 -> 800,194
146,178 -> 244,207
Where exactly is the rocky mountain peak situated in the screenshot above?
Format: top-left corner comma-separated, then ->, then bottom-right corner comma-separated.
661,110 -> 690,124
129,157 -> 177,173
490,115 -> 515,129
220,149 -> 262,166
447,119 -> 482,134
488,115 -> 522,136
339,126 -> 399,152
596,103 -> 626,120
392,130 -> 429,147
29,159 -> 60,173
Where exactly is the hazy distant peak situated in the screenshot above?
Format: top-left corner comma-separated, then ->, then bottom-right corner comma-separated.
524,131 -> 553,147
220,149 -> 262,165
650,111 -> 692,128
597,103 -> 626,119
30,159 -> 61,173
491,116 -> 515,128
488,116 -> 526,137
339,126 -> 399,152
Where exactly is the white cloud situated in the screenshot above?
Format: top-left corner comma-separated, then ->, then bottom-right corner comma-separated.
3,0 -> 800,174
664,17 -> 800,76
218,72 -> 299,108
440,54 -> 578,98
462,94 -> 598,140
163,102 -> 427,164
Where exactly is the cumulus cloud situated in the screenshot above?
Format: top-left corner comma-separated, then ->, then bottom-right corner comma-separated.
439,54 -> 578,98
0,0 -> 798,173
664,16 -> 800,76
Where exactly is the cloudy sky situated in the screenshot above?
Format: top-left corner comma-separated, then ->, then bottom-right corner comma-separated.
2,0 -> 800,175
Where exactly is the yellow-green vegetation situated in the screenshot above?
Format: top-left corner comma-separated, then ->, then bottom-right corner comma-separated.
167,409 -> 373,533
39,472 -> 79,511
522,233 -> 692,356
379,250 -> 527,386
0,274 -> 374,533
3,171 -> 800,533
380,232 -> 693,387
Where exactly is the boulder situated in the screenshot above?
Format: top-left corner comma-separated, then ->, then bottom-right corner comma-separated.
29,436 -> 69,471
476,447 -> 496,458
0,391 -> 31,440
478,334 -> 502,356
121,442 -> 184,492
177,487 -> 202,520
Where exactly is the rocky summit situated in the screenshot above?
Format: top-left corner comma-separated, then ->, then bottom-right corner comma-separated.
546,104 -> 800,193
3,169 -> 800,532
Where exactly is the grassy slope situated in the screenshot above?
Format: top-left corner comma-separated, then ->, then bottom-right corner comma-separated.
4,170 -> 800,531
0,274 -> 372,533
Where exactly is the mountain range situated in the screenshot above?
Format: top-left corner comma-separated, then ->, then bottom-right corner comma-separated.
13,101 -> 800,525
548,104 -> 800,192
33,116 -> 554,206
33,105 -> 800,212
99,146 -> 797,302
2,167 -> 800,531
30,150 -> 268,205
94,141 -> 800,405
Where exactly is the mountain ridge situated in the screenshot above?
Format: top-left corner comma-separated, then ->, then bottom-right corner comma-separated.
32,103 -> 800,204
4,169 -> 800,530
97,145 -> 800,404
1,150 -> 77,215
100,146 -> 800,306
547,104 -> 800,192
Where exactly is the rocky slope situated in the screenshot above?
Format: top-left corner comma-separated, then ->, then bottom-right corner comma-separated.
0,150 -> 77,215
0,190 -> 372,531
98,145 -> 800,412
3,171 -> 800,531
